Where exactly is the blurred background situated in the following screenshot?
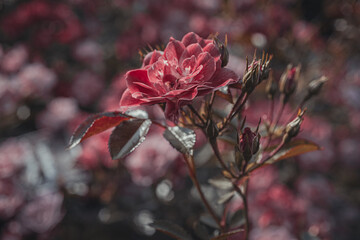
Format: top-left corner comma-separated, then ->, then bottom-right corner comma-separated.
0,0 -> 359,239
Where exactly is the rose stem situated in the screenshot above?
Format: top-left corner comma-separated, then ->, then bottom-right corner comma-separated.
220,92 -> 248,132
209,138 -> 236,178
187,104 -> 206,127
184,155 -> 223,231
232,180 -> 250,240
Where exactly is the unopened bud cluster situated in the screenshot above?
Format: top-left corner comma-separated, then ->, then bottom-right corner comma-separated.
279,64 -> 301,102
238,127 -> 261,162
303,76 -> 328,102
213,36 -> 229,67
242,53 -> 272,93
283,110 -> 305,143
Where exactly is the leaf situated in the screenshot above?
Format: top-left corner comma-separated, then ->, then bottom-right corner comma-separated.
193,221 -> 212,240
217,191 -> 235,205
246,138 -> 321,172
150,220 -> 192,240
200,214 -> 219,229
125,109 -> 148,119
210,229 -> 244,240
108,119 -> 152,159
266,138 -> 321,164
163,126 -> 196,156
68,112 -> 130,149
228,209 -> 245,228
208,178 -> 233,190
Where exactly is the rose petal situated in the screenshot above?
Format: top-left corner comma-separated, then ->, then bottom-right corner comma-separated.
193,52 -> 216,82
202,42 -> 220,59
181,32 -> 203,46
164,40 -> 185,63
180,43 -> 203,61
126,69 -> 159,96
203,68 -> 238,89
182,55 -> 197,73
142,50 -> 163,67
119,89 -> 146,107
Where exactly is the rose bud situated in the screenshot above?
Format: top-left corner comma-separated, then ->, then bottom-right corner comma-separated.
242,59 -> 259,93
303,76 -> 328,102
238,127 -> 261,162
213,35 -> 229,67
279,64 -> 301,102
283,109 -> 305,143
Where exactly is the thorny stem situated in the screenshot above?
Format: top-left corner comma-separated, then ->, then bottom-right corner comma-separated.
286,100 -> 305,123
221,202 -> 230,230
209,138 -> 236,178
184,155 -> 223,231
220,92 -> 248,132
232,180 -> 249,240
268,98 -> 274,124
206,92 -> 216,125
264,96 -> 285,150
273,96 -> 286,132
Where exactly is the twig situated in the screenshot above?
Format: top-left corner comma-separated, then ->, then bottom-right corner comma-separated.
187,104 -> 206,127
232,180 -> 250,240
184,155 -> 223,231
220,92 -> 248,132
209,138 -> 236,178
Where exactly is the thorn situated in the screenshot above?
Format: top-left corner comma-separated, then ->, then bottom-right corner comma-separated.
256,118 -> 261,132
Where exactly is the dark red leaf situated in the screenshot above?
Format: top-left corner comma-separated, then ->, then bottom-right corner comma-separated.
108,119 -> 152,159
68,112 -> 130,149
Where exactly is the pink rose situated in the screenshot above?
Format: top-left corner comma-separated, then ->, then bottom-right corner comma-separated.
120,32 -> 238,122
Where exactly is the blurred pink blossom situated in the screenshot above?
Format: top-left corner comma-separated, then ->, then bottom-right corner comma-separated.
15,63 -> 57,98
0,45 -> 28,73
0,140 -> 25,179
125,134 -> 180,186
0,180 -> 24,219
37,97 -> 79,131
19,192 -> 63,233
71,71 -> 104,106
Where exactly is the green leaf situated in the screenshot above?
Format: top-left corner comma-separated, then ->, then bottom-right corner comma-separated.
209,177 -> 233,190
150,220 -> 192,240
228,209 -> 245,228
193,221 -> 212,240
163,126 -> 196,156
217,191 -> 235,205
200,214 -> 219,229
108,119 -> 151,159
